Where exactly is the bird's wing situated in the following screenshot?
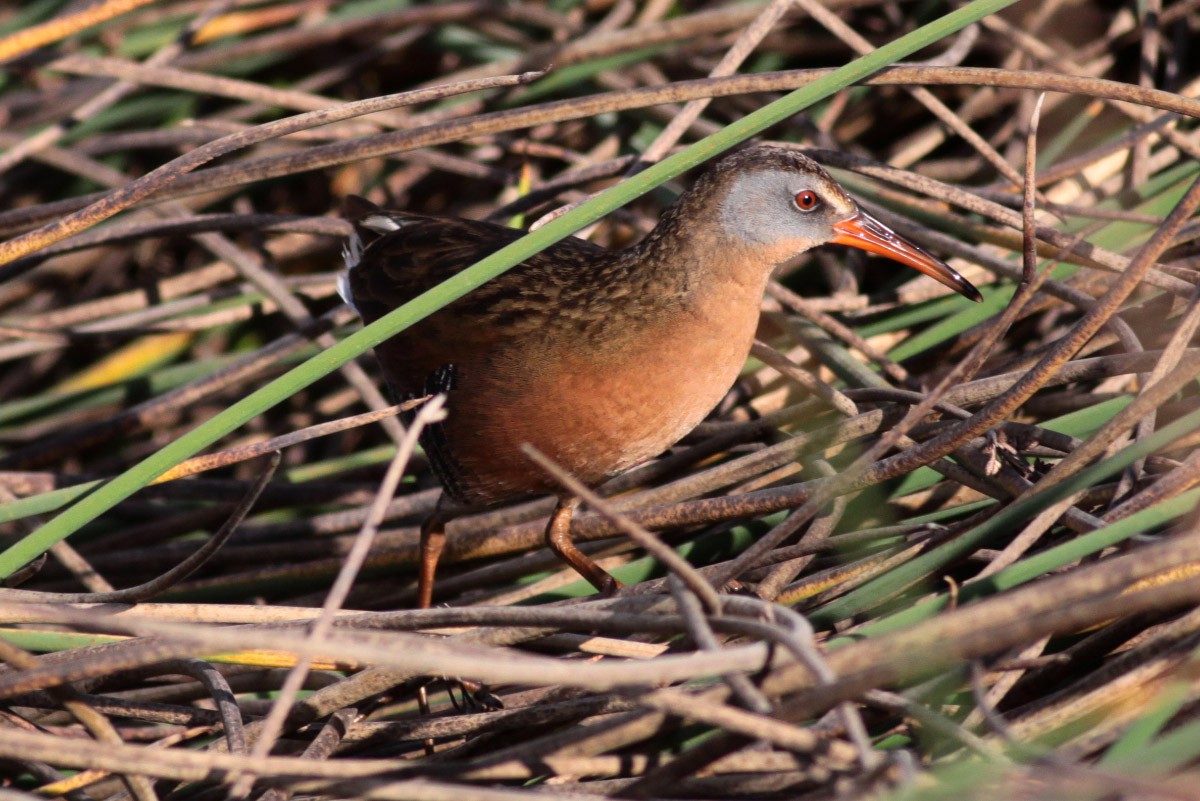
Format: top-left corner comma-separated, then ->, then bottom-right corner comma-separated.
344,199 -> 604,321
342,198 -> 609,393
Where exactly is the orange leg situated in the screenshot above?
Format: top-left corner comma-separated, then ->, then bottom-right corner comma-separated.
416,505 -> 453,755
544,495 -> 622,596
417,508 -> 449,610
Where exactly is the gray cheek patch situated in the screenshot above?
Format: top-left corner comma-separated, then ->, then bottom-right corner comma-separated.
717,172 -> 795,245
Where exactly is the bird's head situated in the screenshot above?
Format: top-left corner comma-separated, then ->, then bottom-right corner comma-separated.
696,145 -> 982,302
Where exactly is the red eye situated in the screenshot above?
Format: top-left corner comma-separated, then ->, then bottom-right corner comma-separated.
794,190 -> 819,211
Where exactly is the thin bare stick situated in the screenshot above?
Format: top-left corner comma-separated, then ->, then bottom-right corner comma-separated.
0,71 -> 543,265
521,444 -> 722,614
0,0 -> 156,64
0,452 -> 280,604
1022,93 -> 1047,283
229,396 -> 445,792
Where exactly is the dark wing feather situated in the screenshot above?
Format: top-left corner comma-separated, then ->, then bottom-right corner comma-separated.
347,213 -> 518,321
343,200 -> 610,395
346,203 -> 608,322
410,363 -> 472,504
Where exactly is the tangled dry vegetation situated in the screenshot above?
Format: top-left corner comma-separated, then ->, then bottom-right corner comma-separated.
1,1 -> 1199,799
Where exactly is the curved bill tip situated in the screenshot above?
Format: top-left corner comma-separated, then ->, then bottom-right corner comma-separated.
831,212 -> 983,303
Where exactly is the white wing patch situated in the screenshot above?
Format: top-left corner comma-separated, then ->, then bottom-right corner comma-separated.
338,228 -> 363,313
361,214 -> 402,233
336,269 -> 356,313
339,213 -> 405,315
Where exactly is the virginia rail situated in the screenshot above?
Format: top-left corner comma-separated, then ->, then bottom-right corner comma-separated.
340,145 -> 982,607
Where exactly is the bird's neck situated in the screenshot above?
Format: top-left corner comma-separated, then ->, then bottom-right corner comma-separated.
629,193 -> 782,302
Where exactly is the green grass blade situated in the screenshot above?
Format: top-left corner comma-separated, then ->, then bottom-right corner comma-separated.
813,405 -> 1200,630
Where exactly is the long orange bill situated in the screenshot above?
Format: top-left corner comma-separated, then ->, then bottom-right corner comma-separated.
832,212 -> 983,302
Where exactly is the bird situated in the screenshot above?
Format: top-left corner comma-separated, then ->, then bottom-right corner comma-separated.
339,144 -> 982,608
